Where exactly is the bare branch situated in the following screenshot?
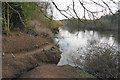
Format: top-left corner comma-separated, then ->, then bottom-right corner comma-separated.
110,0 -> 117,5
90,0 -> 105,8
72,0 -> 83,22
101,0 -> 113,15
51,0 -> 72,21
51,0 -> 116,21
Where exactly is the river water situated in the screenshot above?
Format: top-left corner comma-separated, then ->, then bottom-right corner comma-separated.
55,27 -> 118,67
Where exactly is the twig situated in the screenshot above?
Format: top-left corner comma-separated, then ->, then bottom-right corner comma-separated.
101,0 -> 113,15
51,0 -> 72,21
72,0 -> 83,22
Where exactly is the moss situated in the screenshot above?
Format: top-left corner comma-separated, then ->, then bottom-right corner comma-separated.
73,67 -> 97,78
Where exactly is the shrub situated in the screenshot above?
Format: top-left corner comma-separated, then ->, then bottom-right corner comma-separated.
83,42 -> 118,79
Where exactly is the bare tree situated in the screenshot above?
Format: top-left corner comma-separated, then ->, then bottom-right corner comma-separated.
51,0 -> 118,21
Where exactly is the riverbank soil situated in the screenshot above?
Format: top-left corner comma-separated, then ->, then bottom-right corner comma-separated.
2,20 -> 95,79
20,64 -> 95,78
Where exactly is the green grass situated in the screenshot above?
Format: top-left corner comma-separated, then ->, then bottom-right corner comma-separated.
2,2 -> 61,35
19,2 -> 61,29
73,67 -> 97,78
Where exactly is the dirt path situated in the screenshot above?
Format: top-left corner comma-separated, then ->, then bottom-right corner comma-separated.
20,64 -> 79,78
20,64 -> 94,78
2,20 -> 61,78
2,44 -> 61,78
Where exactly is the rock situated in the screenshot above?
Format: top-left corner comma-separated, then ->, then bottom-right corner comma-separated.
34,44 -> 39,48
44,42 -> 49,45
11,53 -> 15,58
2,52 -> 4,56
50,46 -> 55,51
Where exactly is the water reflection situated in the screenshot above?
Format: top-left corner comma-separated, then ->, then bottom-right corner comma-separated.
55,27 -> 118,67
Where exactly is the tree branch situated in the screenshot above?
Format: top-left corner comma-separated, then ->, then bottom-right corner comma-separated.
101,0 -> 113,15
72,0 -> 82,22
51,0 -> 72,21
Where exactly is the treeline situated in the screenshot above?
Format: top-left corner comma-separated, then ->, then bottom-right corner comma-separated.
2,2 -> 61,36
66,11 -> 119,31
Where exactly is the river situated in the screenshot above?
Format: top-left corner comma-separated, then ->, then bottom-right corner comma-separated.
55,26 -> 118,68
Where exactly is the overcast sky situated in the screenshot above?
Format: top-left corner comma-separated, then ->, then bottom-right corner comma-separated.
45,0 -> 119,20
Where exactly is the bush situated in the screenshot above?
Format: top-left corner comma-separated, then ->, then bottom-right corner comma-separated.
83,42 -> 118,79
67,40 -> 119,79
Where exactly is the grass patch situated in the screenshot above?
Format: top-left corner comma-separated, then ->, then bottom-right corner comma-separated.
73,67 -> 97,78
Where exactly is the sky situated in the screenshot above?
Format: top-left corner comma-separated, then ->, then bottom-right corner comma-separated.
45,0 -> 119,20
